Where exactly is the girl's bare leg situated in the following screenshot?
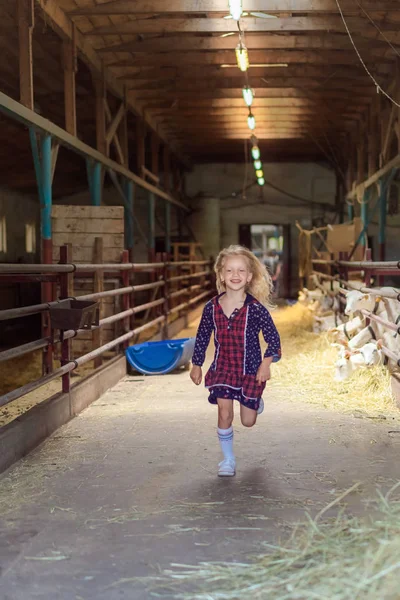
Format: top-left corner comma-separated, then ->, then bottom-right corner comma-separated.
240,403 -> 257,428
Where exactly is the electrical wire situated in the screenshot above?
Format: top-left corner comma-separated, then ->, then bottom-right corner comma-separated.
335,0 -> 400,108
355,0 -> 400,60
220,179 -> 338,212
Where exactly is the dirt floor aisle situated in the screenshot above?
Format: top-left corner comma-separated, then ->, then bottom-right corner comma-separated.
1,318 -> 400,600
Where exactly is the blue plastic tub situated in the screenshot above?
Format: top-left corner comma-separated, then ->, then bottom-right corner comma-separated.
125,337 -> 196,375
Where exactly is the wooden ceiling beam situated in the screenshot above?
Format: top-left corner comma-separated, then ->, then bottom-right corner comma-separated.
140,98 -> 347,108
85,16 -> 396,36
127,77 -> 374,91
95,33 -> 387,54
34,0 -> 189,164
132,88 -> 372,101
69,0 -> 400,16
120,64 -> 372,82
106,49 -> 389,69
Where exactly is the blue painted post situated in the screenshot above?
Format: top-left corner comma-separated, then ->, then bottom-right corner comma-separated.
347,202 -> 354,221
124,179 -> 134,254
165,201 -> 171,255
40,133 -> 53,375
148,192 -> 155,261
360,188 -> 369,250
87,159 -> 102,205
40,134 -> 52,250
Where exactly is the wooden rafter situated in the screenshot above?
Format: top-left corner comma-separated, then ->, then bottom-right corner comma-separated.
84,17 -> 398,37
17,0 -> 34,111
67,0 -> 400,15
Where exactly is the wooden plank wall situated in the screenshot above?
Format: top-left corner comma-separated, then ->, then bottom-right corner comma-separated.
52,205 -> 124,357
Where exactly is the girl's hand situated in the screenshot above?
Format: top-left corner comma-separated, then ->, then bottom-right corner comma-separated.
256,358 -> 272,384
190,365 -> 202,385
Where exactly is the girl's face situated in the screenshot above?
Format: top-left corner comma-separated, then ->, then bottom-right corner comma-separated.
221,255 -> 252,292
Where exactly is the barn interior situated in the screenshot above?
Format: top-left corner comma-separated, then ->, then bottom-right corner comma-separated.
1,2 -> 400,597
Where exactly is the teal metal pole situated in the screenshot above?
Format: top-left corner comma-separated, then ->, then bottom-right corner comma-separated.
360,188 -> 369,249
165,201 -> 171,254
124,179 -> 134,251
347,202 -> 354,221
148,192 -> 155,260
40,134 -> 52,244
87,159 -> 102,206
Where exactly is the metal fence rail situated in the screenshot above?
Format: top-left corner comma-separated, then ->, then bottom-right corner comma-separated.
311,257 -> 400,368
0,247 -> 215,408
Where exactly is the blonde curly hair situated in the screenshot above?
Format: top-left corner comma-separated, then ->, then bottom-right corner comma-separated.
214,245 -> 275,309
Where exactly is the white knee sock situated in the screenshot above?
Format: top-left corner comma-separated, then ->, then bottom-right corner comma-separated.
217,426 -> 234,461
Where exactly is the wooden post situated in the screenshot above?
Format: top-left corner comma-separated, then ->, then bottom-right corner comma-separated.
357,142 -> 365,185
136,120 -> 146,176
94,77 -> 107,156
93,237 -> 104,368
148,191 -> 155,262
151,133 -> 160,179
17,0 -> 34,111
119,90 -> 129,168
163,145 -> 171,191
62,29 -> 78,137
60,244 -> 72,394
121,250 -> 130,350
368,103 -> 378,178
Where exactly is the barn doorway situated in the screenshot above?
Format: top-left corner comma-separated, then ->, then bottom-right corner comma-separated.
238,223 -> 291,298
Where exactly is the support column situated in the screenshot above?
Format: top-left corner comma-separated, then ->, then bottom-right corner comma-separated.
17,0 -> 34,110
378,180 -> 387,263
124,179 -> 134,259
86,160 -> 102,206
151,133 -> 160,178
347,202 -> 354,222
165,201 -> 171,255
94,77 -> 107,155
360,188 -> 369,251
163,145 -> 171,192
148,192 -> 155,261
62,29 -> 77,136
136,120 -> 146,176
30,131 -> 53,375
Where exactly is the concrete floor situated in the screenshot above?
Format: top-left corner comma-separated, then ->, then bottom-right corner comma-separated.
1,322 -> 400,599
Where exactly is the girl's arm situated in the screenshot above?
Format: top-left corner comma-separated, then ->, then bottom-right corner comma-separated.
259,307 -> 282,362
191,302 -> 214,367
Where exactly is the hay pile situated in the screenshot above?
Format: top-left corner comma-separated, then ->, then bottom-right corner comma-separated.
270,304 -> 398,419
160,485 -> 400,600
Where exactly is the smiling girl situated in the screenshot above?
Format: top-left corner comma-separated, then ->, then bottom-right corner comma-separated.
190,245 -> 281,477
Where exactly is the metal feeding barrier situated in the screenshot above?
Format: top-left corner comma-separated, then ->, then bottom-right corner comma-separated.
311,254 -> 400,368
0,246 -> 215,408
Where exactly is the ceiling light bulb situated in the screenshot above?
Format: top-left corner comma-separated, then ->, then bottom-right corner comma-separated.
256,169 -> 264,178
247,113 -> 256,130
254,160 -> 262,170
228,0 -> 243,21
251,146 -> 260,160
235,44 -> 249,72
242,86 -> 254,107
257,177 -> 265,186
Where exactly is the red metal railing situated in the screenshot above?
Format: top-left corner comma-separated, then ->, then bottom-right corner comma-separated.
0,247 -> 214,408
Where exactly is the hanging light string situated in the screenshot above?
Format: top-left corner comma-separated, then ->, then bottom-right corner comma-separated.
228,1 -> 264,187
335,0 -> 400,108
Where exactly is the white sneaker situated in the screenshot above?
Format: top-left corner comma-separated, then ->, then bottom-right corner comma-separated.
257,398 -> 264,415
218,458 -> 236,477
